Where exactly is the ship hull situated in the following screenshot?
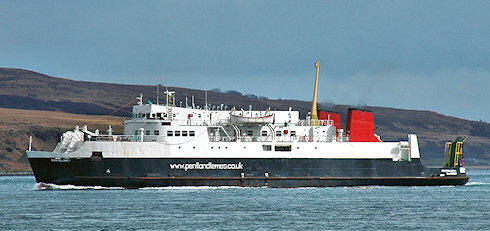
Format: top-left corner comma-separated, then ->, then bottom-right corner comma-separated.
28,157 -> 468,188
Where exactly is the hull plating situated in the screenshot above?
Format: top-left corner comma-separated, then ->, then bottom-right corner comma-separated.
28,157 -> 468,187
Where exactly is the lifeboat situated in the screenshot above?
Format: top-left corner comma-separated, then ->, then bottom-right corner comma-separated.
230,111 -> 274,124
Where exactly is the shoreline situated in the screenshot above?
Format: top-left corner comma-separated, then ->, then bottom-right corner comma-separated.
0,172 -> 34,176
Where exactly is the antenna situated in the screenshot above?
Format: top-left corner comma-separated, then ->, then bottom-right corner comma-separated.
205,91 -> 208,110
156,84 -> 159,105
137,93 -> 143,105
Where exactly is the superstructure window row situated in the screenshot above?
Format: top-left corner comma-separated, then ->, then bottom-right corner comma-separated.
166,130 -> 195,137
132,113 -> 171,119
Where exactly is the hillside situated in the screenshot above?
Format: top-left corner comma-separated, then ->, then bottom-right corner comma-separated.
0,107 -> 124,172
0,67 -> 489,172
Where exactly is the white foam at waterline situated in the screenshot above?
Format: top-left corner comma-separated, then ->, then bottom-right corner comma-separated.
35,183 -> 124,190
139,186 -> 267,190
466,182 -> 490,186
34,183 -> 266,190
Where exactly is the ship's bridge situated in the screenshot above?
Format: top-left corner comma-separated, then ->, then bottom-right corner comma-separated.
122,99 -> 341,144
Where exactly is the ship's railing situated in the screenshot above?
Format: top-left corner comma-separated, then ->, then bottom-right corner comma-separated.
208,134 -> 348,143
297,119 -> 334,126
93,135 -> 164,142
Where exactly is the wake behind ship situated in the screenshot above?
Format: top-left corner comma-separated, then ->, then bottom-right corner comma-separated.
26,60 -> 469,188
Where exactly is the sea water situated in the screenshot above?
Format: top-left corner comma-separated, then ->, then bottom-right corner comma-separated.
1,169 -> 489,230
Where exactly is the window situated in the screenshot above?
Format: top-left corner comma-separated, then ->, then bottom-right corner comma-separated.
162,122 -> 171,126
134,130 -> 138,135
190,131 -> 195,136
167,131 -> 173,136
91,151 -> 103,157
247,130 -> 253,136
261,131 -> 268,136
91,151 -> 103,161
157,113 -> 162,118
146,113 -> 150,118
154,130 -> 159,136
262,145 -> 272,151
175,131 -> 181,136
146,130 -> 150,135
276,131 -> 282,136
275,145 -> 291,152
291,131 -> 296,136
182,131 -> 188,136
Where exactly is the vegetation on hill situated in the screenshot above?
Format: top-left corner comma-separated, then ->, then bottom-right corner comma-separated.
0,68 -> 488,172
0,107 -> 123,172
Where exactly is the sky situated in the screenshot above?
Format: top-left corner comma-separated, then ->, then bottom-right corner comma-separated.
1,0 -> 489,122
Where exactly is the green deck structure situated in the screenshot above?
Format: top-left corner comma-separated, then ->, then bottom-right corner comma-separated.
444,137 -> 467,168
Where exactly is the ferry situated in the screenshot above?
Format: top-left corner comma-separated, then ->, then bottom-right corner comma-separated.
26,60 -> 469,187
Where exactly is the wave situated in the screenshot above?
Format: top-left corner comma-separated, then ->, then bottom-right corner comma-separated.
36,183 -> 124,190
35,183 -> 263,190
139,186 -> 258,190
466,182 -> 490,187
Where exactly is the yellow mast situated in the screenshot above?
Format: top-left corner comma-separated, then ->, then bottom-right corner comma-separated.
311,59 -> 320,125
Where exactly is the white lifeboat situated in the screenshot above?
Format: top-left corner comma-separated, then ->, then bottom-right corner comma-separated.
229,108 -> 274,124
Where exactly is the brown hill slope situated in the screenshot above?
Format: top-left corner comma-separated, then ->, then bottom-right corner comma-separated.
0,108 -> 124,172
0,67 -> 489,171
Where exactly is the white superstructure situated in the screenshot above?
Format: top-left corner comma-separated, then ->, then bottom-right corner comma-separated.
29,91 -> 420,163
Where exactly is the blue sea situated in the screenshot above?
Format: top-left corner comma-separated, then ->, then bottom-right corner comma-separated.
1,169 -> 489,230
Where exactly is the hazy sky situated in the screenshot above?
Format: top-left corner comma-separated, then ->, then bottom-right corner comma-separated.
1,1 -> 489,122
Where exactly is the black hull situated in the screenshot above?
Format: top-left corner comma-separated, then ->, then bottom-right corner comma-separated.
28,158 -> 469,188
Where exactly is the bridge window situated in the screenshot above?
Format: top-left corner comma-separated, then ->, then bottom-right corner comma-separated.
262,145 -> 271,151
182,131 -> 188,136
190,131 -> 195,136
247,130 -> 253,136
154,130 -> 159,136
167,131 -> 173,136
276,131 -> 282,136
175,131 -> 181,136
275,145 -> 291,152
291,131 -> 296,136
145,130 -> 150,135
262,131 -> 268,136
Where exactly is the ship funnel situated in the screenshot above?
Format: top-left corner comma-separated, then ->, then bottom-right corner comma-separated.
311,60 -> 320,125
